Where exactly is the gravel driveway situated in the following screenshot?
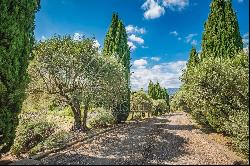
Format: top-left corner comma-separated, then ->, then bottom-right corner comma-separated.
41,112 -> 247,165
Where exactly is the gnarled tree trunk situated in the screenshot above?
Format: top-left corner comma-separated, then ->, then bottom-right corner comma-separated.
70,98 -> 82,131
82,99 -> 90,131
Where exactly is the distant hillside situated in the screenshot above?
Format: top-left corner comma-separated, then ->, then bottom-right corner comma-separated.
167,88 -> 179,96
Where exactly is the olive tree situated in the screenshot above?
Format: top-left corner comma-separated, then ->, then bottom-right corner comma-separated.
29,36 -> 128,131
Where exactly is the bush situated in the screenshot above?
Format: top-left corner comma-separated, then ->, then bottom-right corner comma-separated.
88,107 -> 116,128
11,120 -> 56,155
153,99 -> 169,116
174,51 -> 249,155
224,111 -> 249,155
131,90 -> 153,113
29,131 -> 73,156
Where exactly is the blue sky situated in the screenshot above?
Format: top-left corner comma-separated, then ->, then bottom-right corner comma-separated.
35,0 -> 249,90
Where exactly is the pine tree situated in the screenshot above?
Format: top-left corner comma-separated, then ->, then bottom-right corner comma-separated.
0,0 -> 40,153
201,0 -> 243,59
103,13 -> 131,122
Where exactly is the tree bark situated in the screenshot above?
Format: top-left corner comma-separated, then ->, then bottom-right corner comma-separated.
82,99 -> 90,131
70,98 -> 82,131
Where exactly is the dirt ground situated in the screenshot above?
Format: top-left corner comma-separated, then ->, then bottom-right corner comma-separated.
40,112 -> 247,165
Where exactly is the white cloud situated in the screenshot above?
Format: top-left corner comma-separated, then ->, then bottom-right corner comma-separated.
238,0 -> 244,3
93,40 -> 100,48
163,0 -> 189,11
73,32 -> 83,41
131,60 -> 187,90
170,31 -> 178,36
141,0 -> 189,20
133,59 -> 148,67
128,34 -> 144,45
191,40 -> 198,46
185,33 -> 197,43
142,0 -> 165,19
178,37 -> 182,41
126,25 -> 146,34
41,36 -> 46,41
126,25 -> 146,51
127,41 -> 137,51
151,57 -> 161,61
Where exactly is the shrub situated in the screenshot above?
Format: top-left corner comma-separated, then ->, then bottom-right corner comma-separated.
131,90 -> 153,113
174,51 -> 249,155
170,89 -> 189,112
29,131 -> 73,156
88,107 -> 116,128
153,99 -> 169,116
11,120 -> 56,155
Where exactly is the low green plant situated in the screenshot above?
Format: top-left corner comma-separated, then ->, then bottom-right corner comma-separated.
153,99 -> 169,116
29,131 -> 73,156
11,120 -> 56,156
88,107 -> 116,128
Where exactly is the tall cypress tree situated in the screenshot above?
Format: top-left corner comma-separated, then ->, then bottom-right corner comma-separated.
201,0 -> 243,59
148,80 -> 154,97
0,0 -> 40,153
103,13 -> 131,122
148,81 -> 169,103
187,47 -> 199,69
103,13 -> 119,57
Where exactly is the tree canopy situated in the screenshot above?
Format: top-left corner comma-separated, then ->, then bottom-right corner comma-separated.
29,36 -> 128,130
201,0 -> 243,59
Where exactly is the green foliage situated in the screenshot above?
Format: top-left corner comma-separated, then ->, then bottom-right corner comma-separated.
187,47 -> 199,69
11,120 -> 55,156
88,107 -> 116,128
29,131 -> 72,156
0,0 -> 40,153
103,13 -> 131,123
148,81 -> 170,107
175,52 -> 249,155
201,0 -> 243,59
224,110 -> 249,155
153,99 -> 170,116
30,35 -> 128,130
172,0 -> 248,156
131,90 -> 153,113
170,89 -> 188,112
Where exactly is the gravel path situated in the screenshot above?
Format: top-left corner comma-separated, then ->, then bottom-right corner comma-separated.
41,112 -> 247,165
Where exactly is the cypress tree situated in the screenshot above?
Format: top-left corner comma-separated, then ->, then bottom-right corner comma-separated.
187,47 -> 199,69
148,80 -> 153,97
103,13 -> 119,57
0,0 -> 40,153
148,81 -> 169,102
201,0 -> 243,59
103,13 -> 131,122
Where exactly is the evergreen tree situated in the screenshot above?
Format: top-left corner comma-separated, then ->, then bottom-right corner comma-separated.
103,13 -> 119,57
0,0 -> 40,153
148,80 -> 154,98
147,81 -> 169,102
103,13 -> 131,122
187,47 -> 199,69
201,0 -> 243,59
